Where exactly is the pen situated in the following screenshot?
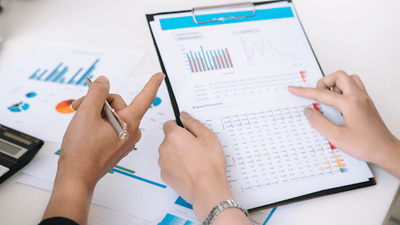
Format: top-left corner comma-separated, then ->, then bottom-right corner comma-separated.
85,77 -> 129,140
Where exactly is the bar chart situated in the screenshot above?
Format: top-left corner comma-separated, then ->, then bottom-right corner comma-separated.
185,46 -> 233,73
29,59 -> 99,86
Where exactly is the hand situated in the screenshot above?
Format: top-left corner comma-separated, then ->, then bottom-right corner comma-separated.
159,112 -> 251,224
61,73 -> 164,189
288,71 -> 400,178
42,73 -> 165,224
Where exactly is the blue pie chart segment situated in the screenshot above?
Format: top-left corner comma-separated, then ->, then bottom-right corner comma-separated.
26,92 -> 37,98
8,102 -> 30,112
152,97 -> 162,107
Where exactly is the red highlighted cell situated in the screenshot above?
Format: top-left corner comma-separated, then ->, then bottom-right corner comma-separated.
300,70 -> 307,83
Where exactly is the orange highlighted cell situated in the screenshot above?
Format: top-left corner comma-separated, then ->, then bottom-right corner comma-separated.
334,155 -> 344,168
325,156 -> 333,170
56,100 -> 75,114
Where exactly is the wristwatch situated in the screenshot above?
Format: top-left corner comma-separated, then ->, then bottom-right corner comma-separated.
202,199 -> 249,225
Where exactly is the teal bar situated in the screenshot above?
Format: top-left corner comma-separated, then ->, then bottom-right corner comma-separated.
114,165 -> 135,174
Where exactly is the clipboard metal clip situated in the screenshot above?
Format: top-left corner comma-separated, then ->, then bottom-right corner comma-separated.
192,2 -> 256,24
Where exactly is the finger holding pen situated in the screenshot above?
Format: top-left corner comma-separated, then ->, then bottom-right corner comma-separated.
86,78 -> 129,140
67,73 -> 164,166
44,74 -> 166,224
71,93 -> 127,113
72,73 -> 165,127
70,73 -> 165,146
75,76 -> 110,116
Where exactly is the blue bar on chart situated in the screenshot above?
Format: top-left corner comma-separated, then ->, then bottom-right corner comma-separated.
54,150 -> 167,188
28,59 -> 100,86
110,168 -> 167,189
175,197 -> 193,210
75,59 -> 99,85
159,214 -> 195,225
187,46 -> 233,73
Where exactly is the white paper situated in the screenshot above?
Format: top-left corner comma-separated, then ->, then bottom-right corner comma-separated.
150,1 -> 374,210
16,174 -> 113,207
17,174 -> 54,191
93,209 -> 153,225
0,40 -> 145,143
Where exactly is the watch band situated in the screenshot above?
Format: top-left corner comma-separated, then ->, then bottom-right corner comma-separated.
202,199 -> 249,225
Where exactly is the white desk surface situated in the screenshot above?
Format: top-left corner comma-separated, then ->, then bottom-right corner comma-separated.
0,0 -> 399,224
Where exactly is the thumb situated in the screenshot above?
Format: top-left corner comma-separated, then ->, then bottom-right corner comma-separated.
304,107 -> 342,142
180,112 -> 210,138
79,76 -> 110,115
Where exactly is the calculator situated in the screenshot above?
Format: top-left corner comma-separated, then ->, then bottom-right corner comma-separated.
0,124 -> 44,184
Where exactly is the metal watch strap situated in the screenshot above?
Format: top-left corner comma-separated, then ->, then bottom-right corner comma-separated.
202,199 -> 249,225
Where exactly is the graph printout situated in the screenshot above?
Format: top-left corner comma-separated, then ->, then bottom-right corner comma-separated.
149,1 -> 374,210
0,40 -> 145,143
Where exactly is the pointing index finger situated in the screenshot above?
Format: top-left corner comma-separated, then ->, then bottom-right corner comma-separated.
126,73 -> 165,121
288,86 -> 346,112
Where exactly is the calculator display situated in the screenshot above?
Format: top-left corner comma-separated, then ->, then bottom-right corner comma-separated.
0,124 -> 43,184
0,139 -> 27,159
3,131 -> 32,145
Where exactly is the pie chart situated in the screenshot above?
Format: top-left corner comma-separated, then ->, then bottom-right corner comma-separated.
26,92 -> 37,98
152,96 -> 162,107
55,100 -> 75,114
8,102 -> 30,112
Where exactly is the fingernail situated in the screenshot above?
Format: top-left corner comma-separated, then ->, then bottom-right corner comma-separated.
70,101 -> 77,111
96,76 -> 110,88
287,86 -> 295,93
304,107 -> 313,119
180,111 -> 191,119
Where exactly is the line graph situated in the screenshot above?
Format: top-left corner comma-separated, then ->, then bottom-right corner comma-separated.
249,37 -> 297,58
236,30 -> 303,72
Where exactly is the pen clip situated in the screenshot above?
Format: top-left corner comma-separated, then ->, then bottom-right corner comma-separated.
104,101 -> 128,131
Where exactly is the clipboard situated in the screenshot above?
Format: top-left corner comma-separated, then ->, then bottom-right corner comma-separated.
146,0 -> 375,213
146,0 -> 317,128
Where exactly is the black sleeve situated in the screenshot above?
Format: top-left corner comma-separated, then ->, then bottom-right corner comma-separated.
38,217 -> 79,225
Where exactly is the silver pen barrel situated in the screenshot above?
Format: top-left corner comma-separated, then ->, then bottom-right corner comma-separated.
85,77 -> 129,140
